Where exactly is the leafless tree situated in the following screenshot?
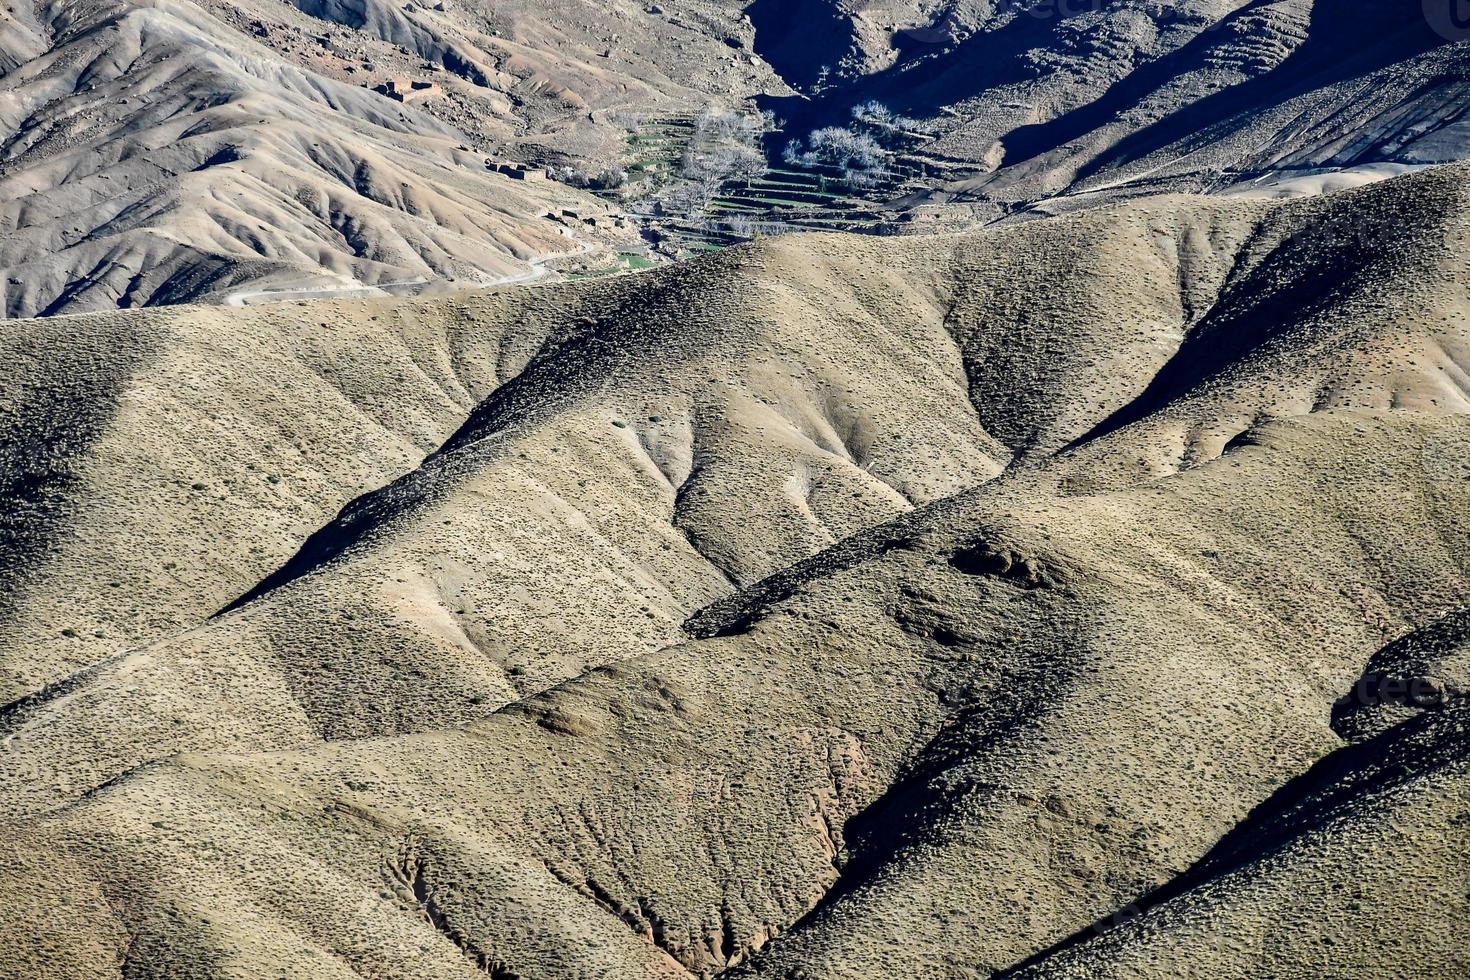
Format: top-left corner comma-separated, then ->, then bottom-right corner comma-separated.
671,105 -> 774,210
783,127 -> 889,187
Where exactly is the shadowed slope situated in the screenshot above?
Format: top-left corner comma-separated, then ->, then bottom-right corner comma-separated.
1,164 -> 1469,979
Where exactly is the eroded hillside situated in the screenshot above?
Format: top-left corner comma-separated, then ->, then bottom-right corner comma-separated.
1,164 -> 1468,978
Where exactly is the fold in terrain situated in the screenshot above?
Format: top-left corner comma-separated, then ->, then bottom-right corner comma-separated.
2,163 -> 1469,978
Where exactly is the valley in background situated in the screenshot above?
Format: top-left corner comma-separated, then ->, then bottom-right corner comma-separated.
1,2 -> 1469,978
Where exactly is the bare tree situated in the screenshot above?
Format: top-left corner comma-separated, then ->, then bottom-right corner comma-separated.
850,101 -> 934,142
851,100 -> 894,128
608,109 -> 644,131
783,127 -> 889,187
672,105 -> 774,209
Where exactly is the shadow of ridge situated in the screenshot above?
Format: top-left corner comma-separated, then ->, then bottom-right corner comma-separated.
213,466 -> 422,617
746,0 -> 856,92
1331,606 -> 1470,737
1059,164 -> 1448,454
1057,0 -> 1444,188
995,0 -> 1292,168
212,373 -> 548,617
213,253 -> 755,618
0,325 -> 156,622
757,0 -> 1114,141
723,571 -> 1088,974
993,697 -> 1470,976
682,511 -> 928,639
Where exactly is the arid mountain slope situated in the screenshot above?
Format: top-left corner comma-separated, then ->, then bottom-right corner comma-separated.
0,0 -> 802,320
0,0 -> 722,318
1,163 -> 1468,978
1006,694 -> 1470,978
775,0 -> 1470,212
973,0 -> 1470,209
0,0 -> 565,317
6,162 -> 1464,709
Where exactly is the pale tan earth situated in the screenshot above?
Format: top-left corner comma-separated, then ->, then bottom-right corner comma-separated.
1,162 -> 1468,978
0,0 -> 767,318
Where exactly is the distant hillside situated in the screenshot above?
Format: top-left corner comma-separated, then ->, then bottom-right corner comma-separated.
5,0 -> 1470,316
0,0 -> 774,317
764,0 -> 1470,213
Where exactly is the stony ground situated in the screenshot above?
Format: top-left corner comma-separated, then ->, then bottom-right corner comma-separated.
1,163 -> 1467,978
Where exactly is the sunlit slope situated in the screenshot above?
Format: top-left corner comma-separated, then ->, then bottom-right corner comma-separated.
0,164 -> 1468,979
0,0 -> 591,318
3,409 -> 1467,979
